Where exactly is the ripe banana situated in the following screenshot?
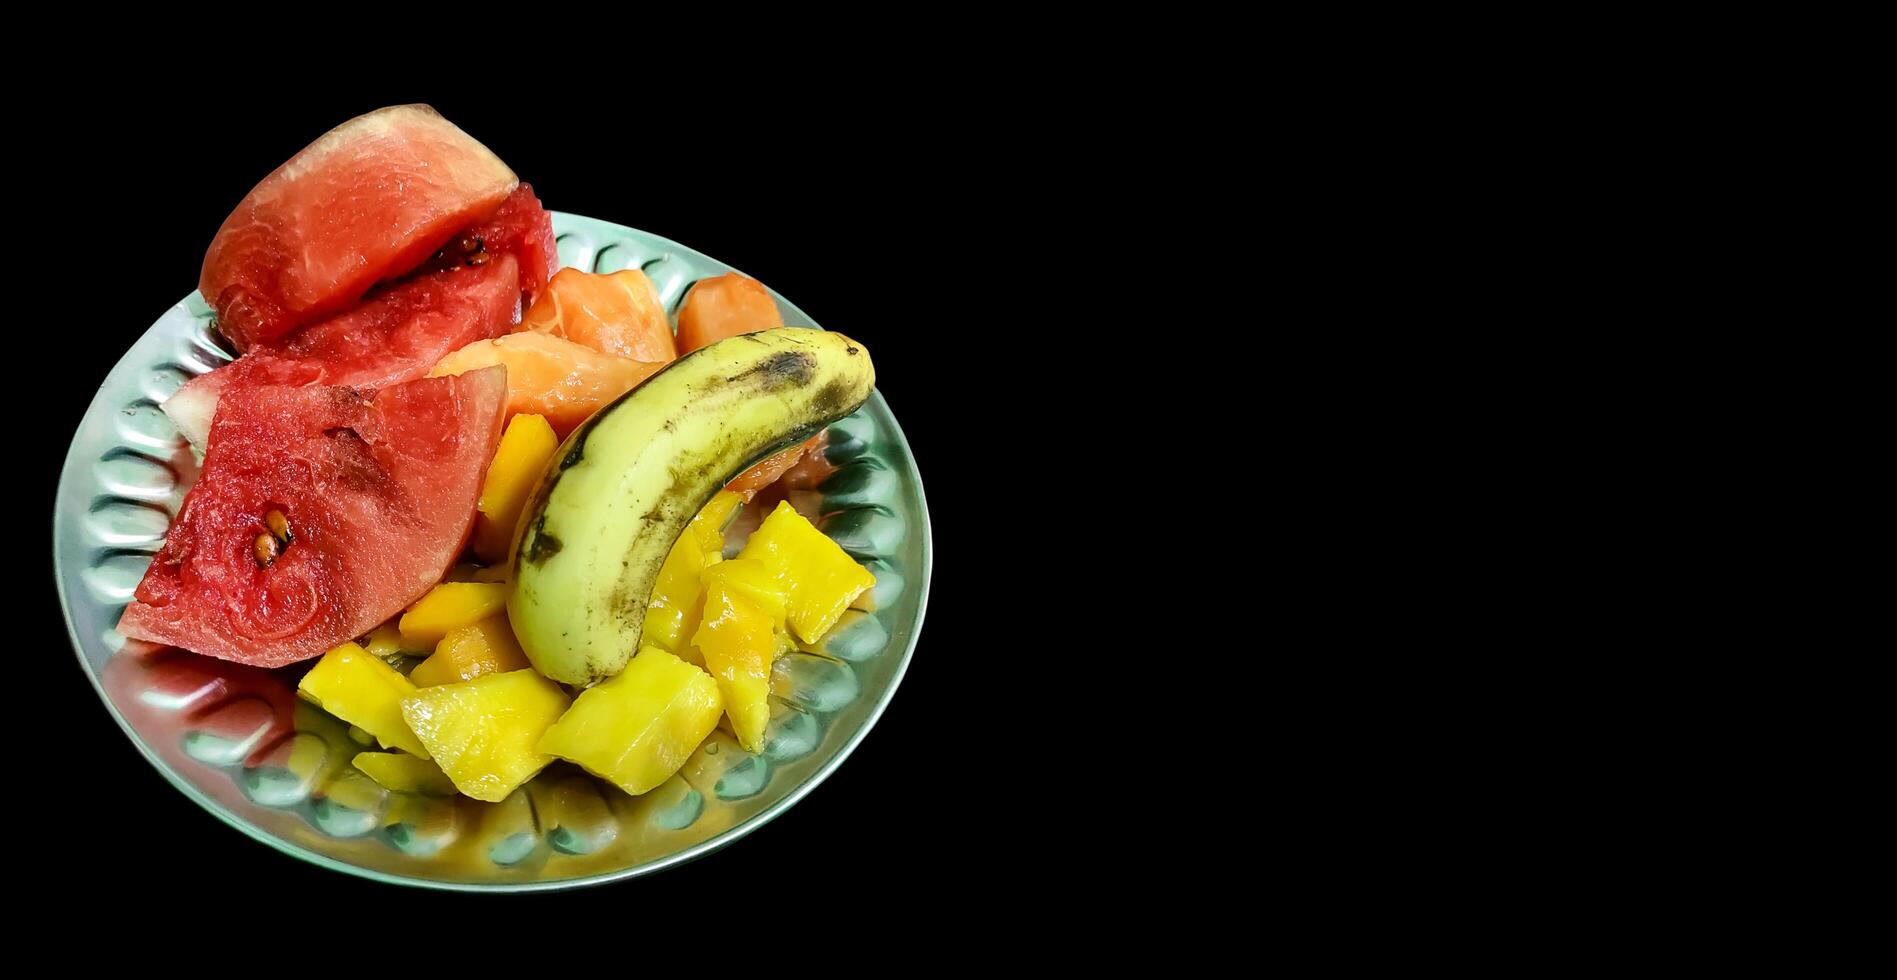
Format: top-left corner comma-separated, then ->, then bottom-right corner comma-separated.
507,328 -> 875,685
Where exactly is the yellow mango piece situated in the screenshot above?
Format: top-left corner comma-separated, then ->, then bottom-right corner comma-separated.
538,647 -> 723,796
736,500 -> 875,643
410,615 -> 531,687
353,751 -> 459,796
347,725 -> 376,747
297,642 -> 429,759
362,622 -> 405,659
399,582 -> 510,650
703,557 -> 787,623
694,559 -> 787,752
400,669 -> 570,802
472,413 -> 560,563
673,644 -> 707,671
689,490 -> 745,555
643,532 -> 713,654
642,490 -> 747,655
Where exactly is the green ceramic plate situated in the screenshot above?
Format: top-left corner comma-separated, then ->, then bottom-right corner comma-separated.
52,212 -> 930,890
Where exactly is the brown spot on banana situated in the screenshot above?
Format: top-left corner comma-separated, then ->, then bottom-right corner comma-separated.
726,350 -> 816,390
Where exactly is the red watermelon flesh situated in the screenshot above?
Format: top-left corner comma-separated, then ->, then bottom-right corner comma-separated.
118,368 -> 508,668
166,256 -> 522,451
414,184 -> 558,305
201,105 -> 518,352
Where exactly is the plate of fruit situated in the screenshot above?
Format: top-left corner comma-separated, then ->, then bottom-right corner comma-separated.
52,105 -> 929,890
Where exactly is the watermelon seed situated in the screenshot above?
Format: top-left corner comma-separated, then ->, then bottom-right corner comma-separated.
265,509 -> 294,545
256,509 -> 295,566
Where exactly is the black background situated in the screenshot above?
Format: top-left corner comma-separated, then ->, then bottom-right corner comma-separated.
31,93 -> 1012,904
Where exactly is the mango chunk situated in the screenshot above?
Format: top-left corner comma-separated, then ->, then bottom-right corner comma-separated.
400,670 -> 570,802
400,582 -> 510,650
297,642 -> 429,759
472,413 -> 560,563
410,615 -> 531,687
538,647 -> 722,796
643,490 -> 746,656
689,490 -> 745,555
644,531 -> 713,655
694,558 -> 787,752
736,500 -> 875,643
353,751 -> 459,796
362,622 -> 405,659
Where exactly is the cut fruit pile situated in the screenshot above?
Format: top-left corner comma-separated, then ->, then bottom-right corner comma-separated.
296,419 -> 874,801
113,103 -> 886,809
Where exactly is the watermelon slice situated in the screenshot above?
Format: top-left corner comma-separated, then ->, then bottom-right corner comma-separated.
165,256 -> 522,451
200,104 -> 518,352
414,184 -> 559,306
118,368 -> 508,668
